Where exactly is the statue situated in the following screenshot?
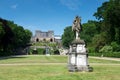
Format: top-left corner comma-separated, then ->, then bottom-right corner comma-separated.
68,16 -> 92,72
72,16 -> 82,39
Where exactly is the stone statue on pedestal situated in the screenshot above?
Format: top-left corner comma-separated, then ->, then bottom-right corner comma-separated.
68,16 -> 92,72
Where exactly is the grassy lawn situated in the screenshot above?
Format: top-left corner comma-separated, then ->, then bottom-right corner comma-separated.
0,55 -> 120,80
0,55 -> 67,64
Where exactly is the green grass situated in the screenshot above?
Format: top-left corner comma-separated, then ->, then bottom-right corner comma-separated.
0,55 -> 119,64
89,58 -> 120,64
0,55 -> 120,80
0,55 -> 67,64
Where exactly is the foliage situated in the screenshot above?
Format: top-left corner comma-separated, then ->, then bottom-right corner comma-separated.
88,47 -> 95,53
62,26 -> 74,48
99,45 -> 113,53
79,0 -> 120,55
94,0 -> 120,44
54,49 -> 60,55
80,20 -> 98,43
0,18 -> 32,56
62,1 -> 120,57
37,48 -> 45,55
0,22 -> 5,40
0,18 -> 14,52
111,42 -> 120,52
33,42 -> 57,48
32,42 -> 59,55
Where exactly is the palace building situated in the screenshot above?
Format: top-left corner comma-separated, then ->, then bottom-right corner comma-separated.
31,30 -> 61,43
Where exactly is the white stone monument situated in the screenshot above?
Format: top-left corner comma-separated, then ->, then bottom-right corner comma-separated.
68,16 -> 92,72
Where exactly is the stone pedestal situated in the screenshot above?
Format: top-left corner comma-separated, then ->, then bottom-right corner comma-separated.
68,39 -> 92,72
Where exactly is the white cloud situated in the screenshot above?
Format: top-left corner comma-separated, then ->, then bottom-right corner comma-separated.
11,4 -> 18,9
60,0 -> 81,10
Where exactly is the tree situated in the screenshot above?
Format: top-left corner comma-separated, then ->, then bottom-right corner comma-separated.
0,22 -> 5,50
99,45 -> 113,53
62,21 -> 100,48
94,0 -> 120,44
0,18 -> 14,52
92,32 -> 107,52
24,29 -> 32,44
0,18 -> 32,56
80,20 -> 98,44
0,22 -> 5,42
62,26 -> 74,48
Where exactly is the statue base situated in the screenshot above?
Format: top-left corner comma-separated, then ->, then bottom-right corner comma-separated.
68,38 -> 93,72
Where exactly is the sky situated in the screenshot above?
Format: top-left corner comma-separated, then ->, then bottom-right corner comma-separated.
0,0 -> 108,35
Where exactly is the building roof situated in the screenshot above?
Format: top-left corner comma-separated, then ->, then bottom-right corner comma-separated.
54,35 -> 61,39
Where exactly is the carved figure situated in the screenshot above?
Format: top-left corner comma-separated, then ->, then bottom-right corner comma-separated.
72,16 -> 82,39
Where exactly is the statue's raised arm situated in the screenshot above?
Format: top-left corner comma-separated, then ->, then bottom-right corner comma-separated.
72,16 -> 82,40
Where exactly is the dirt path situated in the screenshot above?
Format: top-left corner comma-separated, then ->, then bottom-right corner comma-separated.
0,55 -> 120,66
0,62 -> 120,66
90,56 -> 120,61
0,63 -> 67,66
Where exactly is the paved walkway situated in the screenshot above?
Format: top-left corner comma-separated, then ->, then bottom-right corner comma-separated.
90,56 -> 120,61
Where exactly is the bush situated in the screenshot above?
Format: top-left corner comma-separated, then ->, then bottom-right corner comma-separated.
28,48 -> 33,55
99,45 -> 113,53
111,42 -> 120,52
88,47 -> 95,53
37,48 -> 45,55
0,51 -> 14,57
54,49 -> 60,55
89,52 -> 101,57
29,48 -> 45,55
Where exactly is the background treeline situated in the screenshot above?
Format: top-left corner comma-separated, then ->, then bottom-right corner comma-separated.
62,0 -> 120,57
0,18 -> 32,56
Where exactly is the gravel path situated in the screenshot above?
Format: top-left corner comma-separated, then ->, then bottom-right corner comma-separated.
90,56 -> 120,61
0,55 -> 120,66
0,63 -> 66,66
0,62 -> 120,66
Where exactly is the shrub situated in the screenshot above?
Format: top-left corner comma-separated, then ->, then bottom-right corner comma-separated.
88,47 -> 95,53
54,49 -> 60,55
111,42 -> 120,52
99,45 -> 113,53
89,52 -> 101,57
37,48 -> 45,55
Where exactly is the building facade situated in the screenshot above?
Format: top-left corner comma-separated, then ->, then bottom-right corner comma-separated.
31,30 -> 54,42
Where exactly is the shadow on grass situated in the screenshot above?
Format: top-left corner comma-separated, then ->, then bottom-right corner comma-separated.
0,55 -> 27,60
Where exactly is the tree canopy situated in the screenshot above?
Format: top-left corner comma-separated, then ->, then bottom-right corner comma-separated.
62,26 -> 74,48
62,0 -> 120,53
0,18 -> 32,56
94,0 -> 120,44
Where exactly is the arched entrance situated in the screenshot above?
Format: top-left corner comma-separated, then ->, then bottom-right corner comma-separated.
36,38 -> 39,42
50,38 -> 53,42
